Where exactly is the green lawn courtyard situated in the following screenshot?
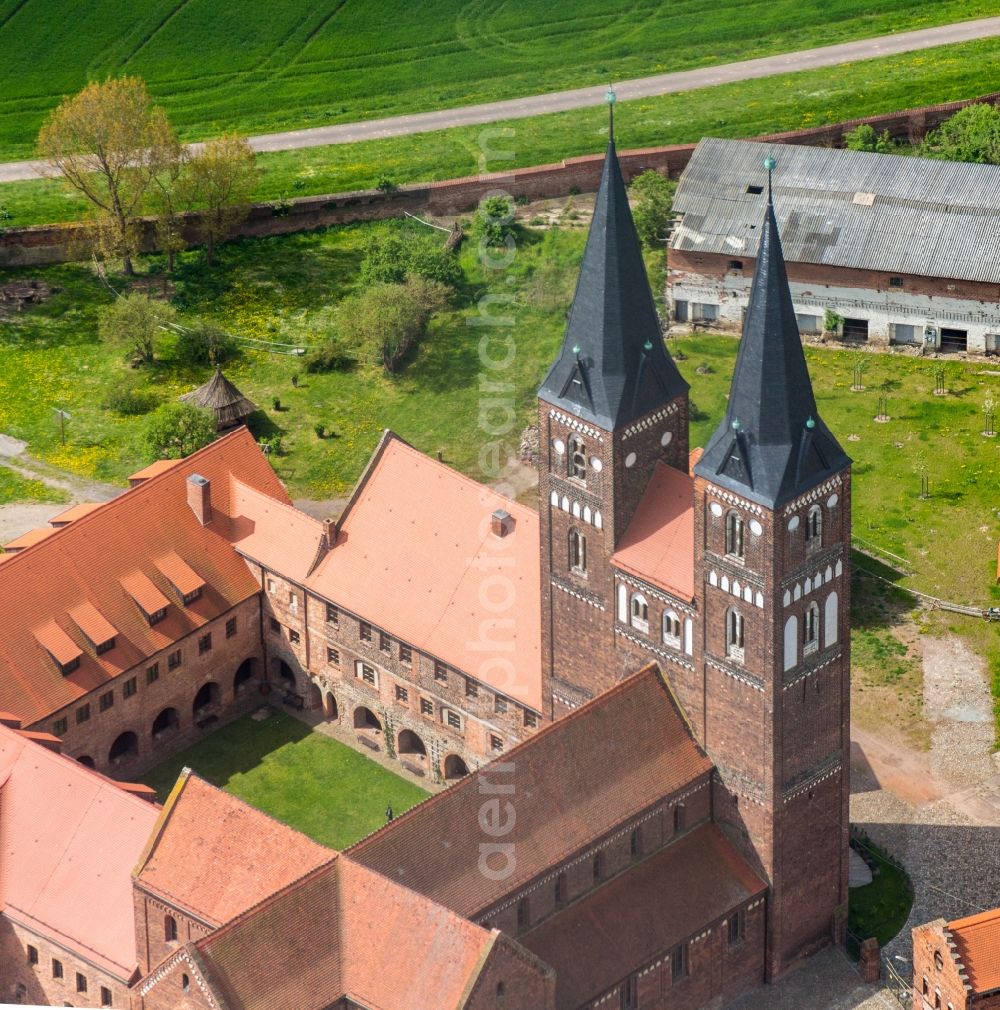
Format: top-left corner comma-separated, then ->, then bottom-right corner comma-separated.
142,708 -> 429,850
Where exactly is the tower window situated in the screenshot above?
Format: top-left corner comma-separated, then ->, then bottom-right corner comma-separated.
804,602 -> 820,655
663,610 -> 681,647
629,594 -> 649,633
165,914 -> 178,942
568,436 -> 586,480
726,609 -> 745,662
569,528 -> 587,574
806,504 -> 822,545
725,511 -> 745,558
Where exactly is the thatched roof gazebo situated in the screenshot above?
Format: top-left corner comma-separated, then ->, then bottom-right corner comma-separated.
179,368 -> 257,430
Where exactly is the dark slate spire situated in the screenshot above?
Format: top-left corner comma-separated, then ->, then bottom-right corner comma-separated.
694,161 -> 849,508
538,96 -> 688,430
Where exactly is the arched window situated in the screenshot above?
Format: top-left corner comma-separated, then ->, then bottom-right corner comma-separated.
806,504 -> 822,544
783,615 -> 798,672
662,610 -> 681,646
569,529 -> 587,574
824,592 -> 839,648
725,511 -> 745,558
569,436 -> 586,480
630,594 -> 649,633
726,609 -> 745,661
673,803 -> 686,833
804,602 -> 819,655
164,914 -> 178,942
592,850 -> 604,883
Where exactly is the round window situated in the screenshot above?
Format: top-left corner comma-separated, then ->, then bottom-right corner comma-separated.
709,502 -> 723,518
590,456 -> 603,472
552,438 -> 565,455
660,430 -> 673,447
625,452 -> 637,468
749,519 -> 763,536
787,516 -> 800,532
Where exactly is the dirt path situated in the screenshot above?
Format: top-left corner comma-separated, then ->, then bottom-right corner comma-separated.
0,434 -> 120,542
4,17 -> 1000,183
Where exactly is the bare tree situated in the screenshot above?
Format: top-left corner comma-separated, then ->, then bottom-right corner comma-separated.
37,77 -> 174,275
146,114 -> 189,276
187,135 -> 258,266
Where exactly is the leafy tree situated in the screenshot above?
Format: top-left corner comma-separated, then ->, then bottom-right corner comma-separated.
629,170 -> 676,247
336,275 -> 449,372
922,103 -> 1000,164
844,124 -> 896,154
144,403 -> 217,459
359,233 -> 462,289
146,120 -> 190,275
97,293 -> 176,365
175,320 -> 237,366
473,195 -> 515,247
186,135 -> 258,266
37,77 -> 176,275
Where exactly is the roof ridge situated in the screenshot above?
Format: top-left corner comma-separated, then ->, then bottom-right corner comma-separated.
348,664 -> 665,853
132,767 -> 193,878
0,428 -> 257,573
230,476 -> 325,529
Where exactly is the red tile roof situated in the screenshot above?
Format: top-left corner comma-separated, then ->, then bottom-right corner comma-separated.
4,526 -> 57,551
949,907 -> 1000,993
612,462 -> 695,600
0,429 -> 287,726
128,459 -> 181,483
119,571 -> 170,616
68,599 -> 118,647
228,478 -> 328,582
349,664 -> 712,917
134,770 -> 332,927
522,824 -> 766,1010
0,724 -> 160,980
305,433 -> 543,710
191,857 -> 498,1010
48,502 -> 104,526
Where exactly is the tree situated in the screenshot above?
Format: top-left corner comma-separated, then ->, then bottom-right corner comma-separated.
844,124 -> 895,154
146,118 -> 190,275
359,232 -> 462,289
336,275 -> 449,373
922,103 -> 1000,164
37,77 -> 175,275
144,403 -> 217,459
175,320 -> 237,366
629,170 -> 676,247
186,135 -> 258,266
97,293 -> 176,365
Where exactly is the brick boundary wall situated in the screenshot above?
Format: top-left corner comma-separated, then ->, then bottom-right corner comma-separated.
3,90 -> 1000,269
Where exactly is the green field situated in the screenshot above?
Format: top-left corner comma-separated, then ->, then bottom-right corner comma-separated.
0,0 -> 996,161
142,709 -> 428,849
1,214 -> 998,733
4,32 -> 1000,231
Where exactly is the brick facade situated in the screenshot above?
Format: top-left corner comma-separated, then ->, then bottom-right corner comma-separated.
30,595 -> 264,777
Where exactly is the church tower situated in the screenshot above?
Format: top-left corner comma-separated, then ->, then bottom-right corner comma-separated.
692,162 -> 852,976
537,104 -> 689,715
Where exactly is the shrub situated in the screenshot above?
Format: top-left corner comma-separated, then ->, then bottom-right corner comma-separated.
845,123 -> 896,154
175,321 -> 238,366
98,293 -> 176,365
103,385 -> 158,416
473,195 -> 515,247
922,103 -> 1000,163
305,339 -> 357,374
144,403 -> 216,459
630,170 -> 676,246
375,176 -> 398,193
359,234 -> 462,290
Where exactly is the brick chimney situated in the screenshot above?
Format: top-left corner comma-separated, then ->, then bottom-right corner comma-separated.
491,509 -> 514,538
323,518 -> 337,548
187,474 -> 212,526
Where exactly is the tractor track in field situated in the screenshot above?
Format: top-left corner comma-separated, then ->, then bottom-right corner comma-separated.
5,15 -> 1000,181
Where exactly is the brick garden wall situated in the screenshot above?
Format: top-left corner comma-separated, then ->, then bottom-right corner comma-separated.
4,90 -> 1000,269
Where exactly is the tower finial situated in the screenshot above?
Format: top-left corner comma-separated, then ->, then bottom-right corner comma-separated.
606,86 -> 617,143
764,155 -> 777,204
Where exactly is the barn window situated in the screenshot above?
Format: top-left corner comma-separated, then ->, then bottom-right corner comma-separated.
569,436 -> 586,480
663,610 -> 681,646
725,511 -> 745,558
726,608 -> 745,661
804,602 -> 819,655
630,594 -> 649,633
569,529 -> 588,574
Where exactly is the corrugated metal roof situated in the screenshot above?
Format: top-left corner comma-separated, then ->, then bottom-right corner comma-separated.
671,138 -> 1000,285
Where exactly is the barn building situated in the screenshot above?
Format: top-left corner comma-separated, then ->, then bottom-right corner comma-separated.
1,132 -> 852,1009
669,138 -> 1000,354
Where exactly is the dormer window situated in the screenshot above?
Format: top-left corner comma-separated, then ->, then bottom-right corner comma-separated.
95,637 -> 116,655
568,436 -> 586,480
148,608 -> 166,626
182,588 -> 202,605
60,657 -> 80,675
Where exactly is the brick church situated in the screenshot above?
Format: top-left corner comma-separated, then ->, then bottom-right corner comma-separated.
0,133 -> 852,1009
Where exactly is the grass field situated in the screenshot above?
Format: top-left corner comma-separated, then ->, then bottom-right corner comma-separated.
0,0 -> 995,162
0,466 -> 66,506
1,213 -> 998,734
848,834 -> 914,951
142,708 -> 428,849
5,33 -> 1000,230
